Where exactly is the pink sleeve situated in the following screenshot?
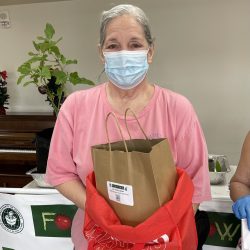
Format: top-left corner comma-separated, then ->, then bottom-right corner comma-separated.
174,98 -> 211,203
177,121 -> 211,203
45,93 -> 80,186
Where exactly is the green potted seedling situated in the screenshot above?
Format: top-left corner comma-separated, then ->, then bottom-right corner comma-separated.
17,23 -> 94,173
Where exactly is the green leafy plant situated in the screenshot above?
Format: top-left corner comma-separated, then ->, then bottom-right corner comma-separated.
215,160 -> 222,172
17,23 -> 94,116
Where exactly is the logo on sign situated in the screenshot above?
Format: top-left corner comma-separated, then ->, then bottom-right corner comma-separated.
0,204 -> 24,233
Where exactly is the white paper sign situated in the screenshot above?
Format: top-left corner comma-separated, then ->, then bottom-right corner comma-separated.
0,193 -> 76,250
242,219 -> 250,250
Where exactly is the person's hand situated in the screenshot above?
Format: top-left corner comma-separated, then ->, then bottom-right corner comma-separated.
232,195 -> 250,229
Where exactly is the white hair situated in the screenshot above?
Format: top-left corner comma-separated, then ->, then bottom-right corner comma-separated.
99,4 -> 154,47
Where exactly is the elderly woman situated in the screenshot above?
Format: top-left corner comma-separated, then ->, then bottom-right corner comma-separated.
46,4 -> 211,250
230,132 -> 250,229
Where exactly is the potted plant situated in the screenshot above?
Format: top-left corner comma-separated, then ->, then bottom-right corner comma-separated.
17,23 -> 94,116
0,70 -> 9,115
17,23 -> 94,173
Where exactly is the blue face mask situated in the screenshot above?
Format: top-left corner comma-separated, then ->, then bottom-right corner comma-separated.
103,50 -> 149,90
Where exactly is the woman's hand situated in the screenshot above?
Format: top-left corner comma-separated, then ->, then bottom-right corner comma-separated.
232,195 -> 250,229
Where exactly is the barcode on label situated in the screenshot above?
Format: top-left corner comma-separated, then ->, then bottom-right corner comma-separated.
115,194 -> 121,202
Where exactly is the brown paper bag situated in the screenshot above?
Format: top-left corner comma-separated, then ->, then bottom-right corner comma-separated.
91,109 -> 177,226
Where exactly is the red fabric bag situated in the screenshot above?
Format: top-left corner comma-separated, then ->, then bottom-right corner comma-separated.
83,168 -> 197,250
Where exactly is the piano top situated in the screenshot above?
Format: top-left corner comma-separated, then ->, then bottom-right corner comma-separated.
0,112 -> 56,149
0,112 -> 56,133
3,112 -> 54,116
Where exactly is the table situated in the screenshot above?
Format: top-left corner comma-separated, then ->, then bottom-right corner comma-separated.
0,182 -> 76,250
0,166 -> 240,250
201,166 -> 240,249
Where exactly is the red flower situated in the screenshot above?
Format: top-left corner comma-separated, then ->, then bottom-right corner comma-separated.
0,70 -> 7,80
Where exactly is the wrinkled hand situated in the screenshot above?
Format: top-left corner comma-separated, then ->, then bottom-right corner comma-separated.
232,195 -> 250,229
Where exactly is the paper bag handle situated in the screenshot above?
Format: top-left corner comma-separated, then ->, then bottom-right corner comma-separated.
105,112 -> 128,152
124,108 -> 149,141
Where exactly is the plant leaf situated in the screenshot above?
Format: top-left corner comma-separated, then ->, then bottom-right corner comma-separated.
41,66 -> 51,78
55,37 -> 63,44
33,41 -> 40,51
44,23 -> 55,40
23,81 -> 34,86
215,160 -> 222,172
50,46 -> 60,57
27,56 -> 44,64
79,77 -> 95,85
66,59 -> 77,65
69,72 -> 80,84
38,42 -> 51,53
17,63 -> 31,74
17,75 -> 26,85
56,86 -> 63,96
53,70 -> 67,84
28,52 -> 38,56
61,54 -> 66,64
37,36 -> 46,41
69,72 -> 94,85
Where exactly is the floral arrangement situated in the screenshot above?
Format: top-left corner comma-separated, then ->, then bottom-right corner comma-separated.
0,70 -> 9,114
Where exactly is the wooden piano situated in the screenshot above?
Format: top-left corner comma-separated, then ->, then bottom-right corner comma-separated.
0,112 -> 56,187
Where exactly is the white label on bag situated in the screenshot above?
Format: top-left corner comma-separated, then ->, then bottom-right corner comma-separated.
107,181 -> 134,206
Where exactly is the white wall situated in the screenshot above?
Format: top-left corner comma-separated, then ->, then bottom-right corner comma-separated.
0,0 -> 250,165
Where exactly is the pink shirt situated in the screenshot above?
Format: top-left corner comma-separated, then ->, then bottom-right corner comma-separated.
46,83 -> 211,250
